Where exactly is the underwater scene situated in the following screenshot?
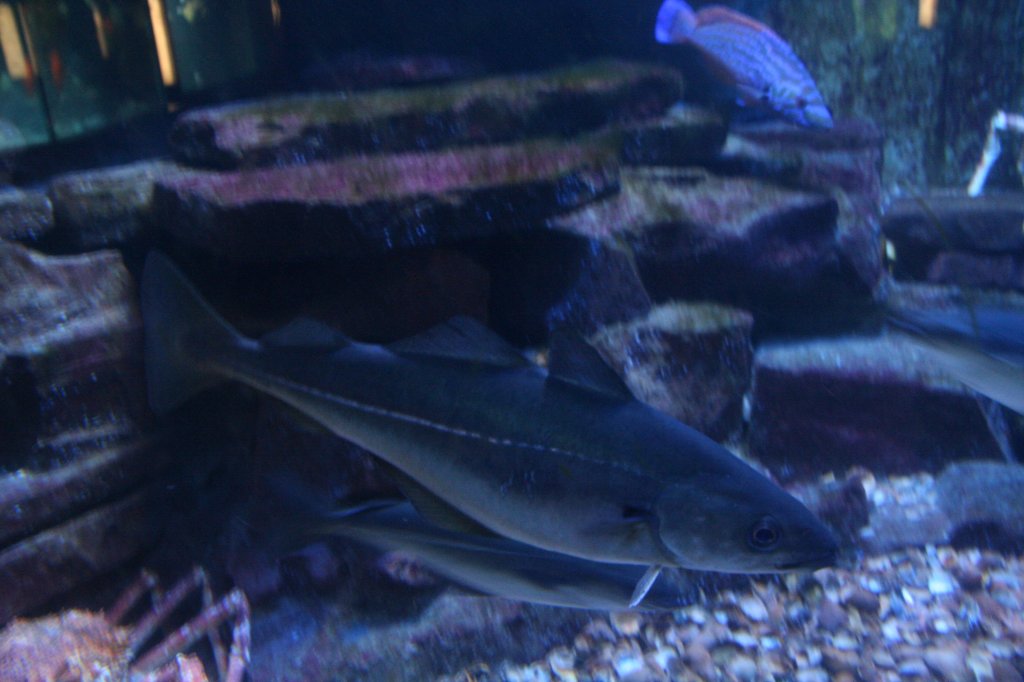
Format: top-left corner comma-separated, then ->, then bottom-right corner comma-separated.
1,0 -> 1024,680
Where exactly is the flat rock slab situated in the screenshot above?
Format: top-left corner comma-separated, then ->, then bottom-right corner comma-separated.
0,489 -> 158,621
0,188 -> 53,245
620,106 -> 727,166
152,137 -> 620,261
750,335 -> 1006,482
884,192 -> 1024,253
46,160 -> 180,251
884,192 -> 1024,291
728,120 -> 886,302
170,60 -> 684,169
553,167 -> 842,311
588,301 -> 753,442
0,440 -> 166,548
937,461 -> 1024,548
926,251 -> 1024,293
251,593 -> 589,681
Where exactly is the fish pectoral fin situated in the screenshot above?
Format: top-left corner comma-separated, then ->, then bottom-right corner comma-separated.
546,333 -> 634,401
388,316 -> 531,368
260,317 -> 353,349
630,565 -> 663,608
379,460 -> 500,537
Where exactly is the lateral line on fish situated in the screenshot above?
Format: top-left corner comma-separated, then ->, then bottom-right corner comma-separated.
220,356 -> 649,477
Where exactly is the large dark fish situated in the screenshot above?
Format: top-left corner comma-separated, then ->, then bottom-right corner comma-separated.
654,0 -> 832,128
888,303 -> 1024,414
310,500 -> 697,610
142,253 -> 836,603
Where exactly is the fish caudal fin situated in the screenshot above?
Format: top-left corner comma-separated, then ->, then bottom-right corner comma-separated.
141,251 -> 241,414
655,0 -> 697,44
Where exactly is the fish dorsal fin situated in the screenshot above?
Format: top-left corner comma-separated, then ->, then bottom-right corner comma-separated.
377,460 -> 500,537
546,333 -> 634,401
388,316 -> 530,368
261,318 -> 352,348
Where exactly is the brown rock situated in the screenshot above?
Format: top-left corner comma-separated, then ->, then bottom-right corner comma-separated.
0,188 -> 53,245
46,160 -> 179,251
821,646 -> 858,675
553,166 -> 852,317
152,137 -> 620,261
884,191 -> 1024,254
0,243 -> 147,471
923,644 -> 971,682
588,301 -> 753,441
952,564 -> 984,591
0,489 -> 160,622
937,461 -> 1024,548
990,659 -> 1023,682
750,335 -> 1006,481
925,251 -> 1024,293
724,119 -> 886,299
844,587 -> 881,614
620,106 -> 727,166
816,598 -> 847,633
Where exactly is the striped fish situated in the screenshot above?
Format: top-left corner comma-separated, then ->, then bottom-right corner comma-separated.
655,0 -> 833,128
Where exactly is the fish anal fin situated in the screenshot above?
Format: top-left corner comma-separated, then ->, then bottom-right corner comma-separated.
388,316 -> 530,368
630,565 -> 663,608
546,333 -> 634,401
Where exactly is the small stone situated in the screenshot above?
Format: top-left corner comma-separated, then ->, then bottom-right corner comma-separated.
845,587 -> 881,614
732,632 -> 758,649
685,643 -> 714,679
817,598 -> 847,632
611,611 -> 641,637
647,646 -> 677,673
966,654 -> 993,680
726,654 -> 757,682
923,646 -> 969,681
795,669 -> 830,682
953,565 -> 984,591
873,650 -> 896,668
822,647 -> 858,674
506,663 -> 551,682
686,606 -> 707,625
898,659 -> 930,677
611,650 -> 644,680
739,594 -> 769,622
990,659 -> 1023,682
928,571 -> 956,595
548,647 -> 576,681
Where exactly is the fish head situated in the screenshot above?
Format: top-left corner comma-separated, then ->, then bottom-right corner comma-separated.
654,474 -> 838,573
768,81 -> 834,129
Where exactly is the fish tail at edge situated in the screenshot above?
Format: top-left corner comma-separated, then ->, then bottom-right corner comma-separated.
655,0 -> 697,44
141,251 -> 242,414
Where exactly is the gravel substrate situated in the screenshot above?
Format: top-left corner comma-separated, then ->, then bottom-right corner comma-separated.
441,547 -> 1024,681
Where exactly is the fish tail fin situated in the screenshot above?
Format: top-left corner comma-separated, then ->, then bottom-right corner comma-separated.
655,0 -> 697,44
141,251 -> 241,414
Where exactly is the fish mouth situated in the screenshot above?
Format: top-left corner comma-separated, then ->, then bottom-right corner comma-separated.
775,548 -> 838,571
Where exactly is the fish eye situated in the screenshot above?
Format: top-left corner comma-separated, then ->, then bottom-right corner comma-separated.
748,516 -> 781,551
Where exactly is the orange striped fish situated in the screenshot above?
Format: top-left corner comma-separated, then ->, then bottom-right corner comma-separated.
655,0 -> 832,128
